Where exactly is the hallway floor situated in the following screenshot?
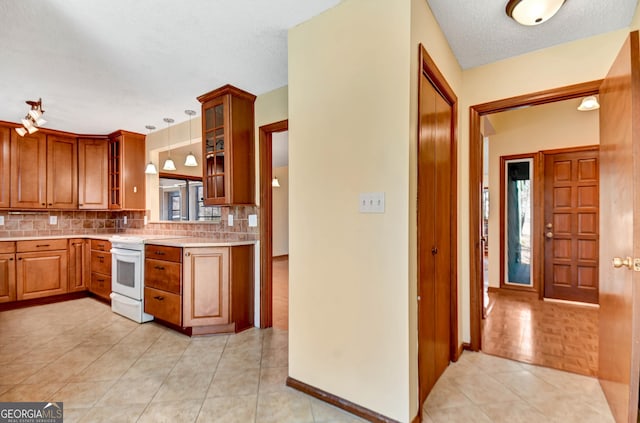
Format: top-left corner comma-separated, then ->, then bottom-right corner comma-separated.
422,351 -> 614,422
482,290 -> 598,376
272,256 -> 289,331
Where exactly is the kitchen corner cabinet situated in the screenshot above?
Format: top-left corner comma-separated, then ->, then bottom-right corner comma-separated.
108,131 -> 146,210
0,127 -> 10,208
197,85 -> 256,206
0,242 -> 16,303
16,239 -> 68,301
68,238 -> 90,292
89,239 -> 111,301
78,138 -> 109,209
10,132 -> 77,209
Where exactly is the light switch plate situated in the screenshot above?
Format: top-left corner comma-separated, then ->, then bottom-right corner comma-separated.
228,215 -> 234,226
248,214 -> 258,227
359,192 -> 385,213
49,215 -> 57,225
123,216 -> 127,225
143,216 -> 148,225
0,216 -> 4,226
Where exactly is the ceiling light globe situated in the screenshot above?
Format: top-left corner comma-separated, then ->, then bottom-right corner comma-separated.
506,0 -> 565,26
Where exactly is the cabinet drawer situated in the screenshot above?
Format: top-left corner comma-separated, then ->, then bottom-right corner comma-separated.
91,239 -> 112,252
0,242 -> 15,254
145,259 -> 181,294
90,272 -> 111,299
17,239 -> 67,253
145,287 -> 181,326
145,245 -> 182,263
91,251 -> 111,275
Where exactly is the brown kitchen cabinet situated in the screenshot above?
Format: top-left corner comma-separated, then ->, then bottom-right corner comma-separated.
0,242 -> 16,303
10,132 -> 77,209
108,131 -> 146,210
16,239 -> 68,301
68,238 -> 90,292
0,126 -> 10,208
89,239 -> 112,301
197,85 -> 256,206
144,245 -> 182,326
78,138 -> 109,209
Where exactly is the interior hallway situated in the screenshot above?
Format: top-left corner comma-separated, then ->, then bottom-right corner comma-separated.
272,256 -> 289,331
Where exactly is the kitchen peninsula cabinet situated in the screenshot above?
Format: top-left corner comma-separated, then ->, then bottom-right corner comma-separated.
108,131 -> 145,210
89,239 -> 111,301
78,138 -> 109,209
10,132 -> 77,209
0,127 -> 10,208
0,242 -> 16,303
197,85 -> 256,206
16,239 -> 68,301
68,238 -> 90,292
144,245 -> 182,326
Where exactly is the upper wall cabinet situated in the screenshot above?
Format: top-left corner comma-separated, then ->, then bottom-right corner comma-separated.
197,85 -> 256,206
78,138 -> 109,210
10,132 -> 77,209
108,131 -> 145,210
0,127 -> 10,208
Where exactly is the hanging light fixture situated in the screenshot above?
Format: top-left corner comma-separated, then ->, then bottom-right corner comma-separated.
162,118 -> 176,171
144,125 -> 158,174
577,96 -> 600,111
506,0 -> 565,26
272,174 -> 281,187
15,98 -> 47,137
184,110 -> 198,167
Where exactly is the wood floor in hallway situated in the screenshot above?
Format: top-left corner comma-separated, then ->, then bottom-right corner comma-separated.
272,256 -> 289,331
481,290 -> 598,377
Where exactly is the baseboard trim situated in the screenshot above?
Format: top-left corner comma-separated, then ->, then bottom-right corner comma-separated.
462,342 -> 473,352
411,413 -> 420,423
542,297 -> 599,308
0,291 -> 89,312
272,254 -> 289,261
286,377 -> 400,423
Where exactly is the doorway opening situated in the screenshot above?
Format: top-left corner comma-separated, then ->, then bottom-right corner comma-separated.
259,120 -> 288,329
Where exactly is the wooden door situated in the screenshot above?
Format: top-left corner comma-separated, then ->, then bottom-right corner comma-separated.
47,135 -> 77,209
10,131 -> 46,208
182,247 -> 229,327
0,126 -> 10,208
121,133 -> 146,210
0,252 -> 16,303
543,148 -> 599,304
78,138 -> 108,209
418,69 -> 453,402
598,31 -> 640,423
68,239 -> 89,292
16,250 -> 68,300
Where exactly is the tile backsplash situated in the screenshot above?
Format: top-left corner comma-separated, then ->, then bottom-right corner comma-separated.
0,206 -> 259,240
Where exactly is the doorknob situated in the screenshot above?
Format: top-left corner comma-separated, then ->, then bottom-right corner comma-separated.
546,223 -> 553,229
545,232 -> 553,239
612,256 -> 633,269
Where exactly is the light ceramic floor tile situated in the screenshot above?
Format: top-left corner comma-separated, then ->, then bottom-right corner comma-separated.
490,370 -> 559,397
137,399 -> 203,423
449,373 -> 520,405
152,372 -> 214,402
79,403 -> 147,423
256,390 -> 315,423
427,405 -> 493,423
309,397 -> 368,422
423,378 -> 473,411
0,382 -> 65,402
207,367 -> 260,398
197,394 -> 257,423
96,374 -> 165,406
49,380 -> 115,409
479,400 -> 548,423
258,366 -> 289,394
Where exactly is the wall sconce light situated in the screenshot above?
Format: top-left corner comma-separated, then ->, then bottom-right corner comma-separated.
184,110 -> 198,167
577,96 -> 600,111
162,118 -> 176,171
272,176 -> 281,188
506,0 -> 565,26
15,98 -> 47,137
144,125 -> 158,174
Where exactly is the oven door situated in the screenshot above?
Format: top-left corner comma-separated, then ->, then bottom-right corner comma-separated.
111,248 -> 143,300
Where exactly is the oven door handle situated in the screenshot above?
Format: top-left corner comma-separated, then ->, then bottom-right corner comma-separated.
110,249 -> 141,257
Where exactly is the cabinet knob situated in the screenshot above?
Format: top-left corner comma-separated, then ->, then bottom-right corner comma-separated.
41,203 -> 45,206
154,295 -> 164,301
185,252 -> 191,257
9,258 -> 13,261
48,203 -> 52,206
154,265 -> 165,271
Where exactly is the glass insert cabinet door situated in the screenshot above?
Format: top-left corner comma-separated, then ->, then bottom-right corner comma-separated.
204,97 -> 227,202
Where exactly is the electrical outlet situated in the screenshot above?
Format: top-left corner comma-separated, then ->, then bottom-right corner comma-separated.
0,216 -> 4,226
143,216 -> 148,225
248,214 -> 257,227
123,216 -> 127,225
228,215 -> 234,226
49,215 -> 58,225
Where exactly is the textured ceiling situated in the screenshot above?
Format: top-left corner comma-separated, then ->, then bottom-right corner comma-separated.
426,0 -> 638,69
0,0 -> 340,134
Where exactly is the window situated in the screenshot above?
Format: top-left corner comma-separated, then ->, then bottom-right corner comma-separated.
159,177 -> 221,222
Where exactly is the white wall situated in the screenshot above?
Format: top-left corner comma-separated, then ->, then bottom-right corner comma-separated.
485,100 -> 600,289
272,165 -> 289,256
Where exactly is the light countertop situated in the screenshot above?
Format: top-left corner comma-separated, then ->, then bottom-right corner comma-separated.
144,237 -> 257,248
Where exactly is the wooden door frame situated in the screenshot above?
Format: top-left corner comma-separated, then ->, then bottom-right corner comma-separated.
259,119 -> 288,328
417,44 -> 459,411
468,80 -> 602,351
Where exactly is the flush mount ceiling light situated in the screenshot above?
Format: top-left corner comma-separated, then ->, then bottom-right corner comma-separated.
162,118 -> 176,171
506,0 -> 565,26
15,98 -> 47,136
577,96 -> 600,111
144,125 -> 158,174
184,110 -> 198,167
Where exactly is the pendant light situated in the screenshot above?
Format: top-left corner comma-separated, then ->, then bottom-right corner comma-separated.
162,118 -> 176,171
577,96 -> 600,111
144,125 -> 158,174
272,176 -> 281,188
184,110 -> 198,167
506,0 -> 565,26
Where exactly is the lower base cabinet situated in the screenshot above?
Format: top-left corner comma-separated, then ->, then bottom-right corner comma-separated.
144,244 -> 254,335
0,242 -> 16,303
16,240 -> 69,301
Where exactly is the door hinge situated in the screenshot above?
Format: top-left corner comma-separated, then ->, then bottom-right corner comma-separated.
634,258 -> 640,272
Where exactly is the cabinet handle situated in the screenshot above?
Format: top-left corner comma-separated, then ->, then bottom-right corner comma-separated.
154,265 -> 165,271
154,295 -> 164,301
9,258 -> 13,261
154,251 -> 165,255
18,257 -> 22,260
48,203 -> 52,206
41,203 -> 45,206
36,244 -> 50,248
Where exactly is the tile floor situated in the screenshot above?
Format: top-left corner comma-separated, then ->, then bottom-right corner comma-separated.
422,351 -> 615,423
0,298 -> 365,423
272,256 -> 289,331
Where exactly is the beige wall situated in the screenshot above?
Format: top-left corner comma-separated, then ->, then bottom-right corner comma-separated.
288,0 -> 413,420
272,165 -> 289,256
485,100 -> 600,289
